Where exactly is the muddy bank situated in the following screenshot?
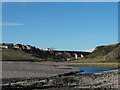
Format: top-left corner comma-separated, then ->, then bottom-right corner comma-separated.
2,69 -> 120,90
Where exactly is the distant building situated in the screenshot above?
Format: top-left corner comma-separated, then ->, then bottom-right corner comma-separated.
45,48 -> 54,51
26,45 -> 31,50
0,45 -> 8,49
0,43 -> 13,49
0,42 -> 40,51
14,43 -> 23,50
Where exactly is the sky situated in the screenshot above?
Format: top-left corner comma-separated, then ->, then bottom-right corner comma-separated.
2,2 -> 118,51
1,0 -> 120,2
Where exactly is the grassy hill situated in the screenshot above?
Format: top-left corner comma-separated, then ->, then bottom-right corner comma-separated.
2,49 -> 41,61
87,43 -> 120,58
87,43 -> 120,62
104,44 -> 120,62
67,43 -> 120,63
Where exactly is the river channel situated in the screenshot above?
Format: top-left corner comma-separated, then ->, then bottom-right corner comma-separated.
74,66 -> 118,74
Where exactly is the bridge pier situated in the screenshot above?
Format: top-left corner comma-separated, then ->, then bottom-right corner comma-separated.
74,53 -> 78,59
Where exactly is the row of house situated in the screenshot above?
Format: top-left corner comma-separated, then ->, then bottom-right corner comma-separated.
0,43 -> 13,49
0,43 -> 39,50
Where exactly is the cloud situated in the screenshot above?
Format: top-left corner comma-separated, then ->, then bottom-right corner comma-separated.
0,23 -> 24,26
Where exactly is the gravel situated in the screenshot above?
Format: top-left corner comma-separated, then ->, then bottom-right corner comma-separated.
2,61 -> 120,89
2,61 -> 81,84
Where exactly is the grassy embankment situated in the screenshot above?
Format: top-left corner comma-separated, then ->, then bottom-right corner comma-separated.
2,49 -> 40,61
66,57 -> 119,63
64,58 -> 119,68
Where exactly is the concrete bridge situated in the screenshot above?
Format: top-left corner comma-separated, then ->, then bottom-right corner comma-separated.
45,50 -> 91,60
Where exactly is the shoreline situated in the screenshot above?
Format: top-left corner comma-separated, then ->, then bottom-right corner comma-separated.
37,61 -> 119,68
2,60 -> 119,68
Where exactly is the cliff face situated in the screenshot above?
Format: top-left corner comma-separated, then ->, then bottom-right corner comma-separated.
87,43 -> 120,61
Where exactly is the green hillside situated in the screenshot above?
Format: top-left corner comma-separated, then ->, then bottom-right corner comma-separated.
87,43 -> 120,58
104,44 -> 120,61
67,43 -> 120,63
86,43 -> 120,62
2,49 -> 40,61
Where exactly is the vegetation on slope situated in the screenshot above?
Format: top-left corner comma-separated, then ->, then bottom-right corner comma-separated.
67,43 -> 120,63
87,43 -> 120,58
104,44 -> 120,62
2,49 -> 40,61
2,43 -> 120,63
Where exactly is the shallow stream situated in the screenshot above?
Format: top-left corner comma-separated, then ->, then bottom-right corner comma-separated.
74,66 -> 118,74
